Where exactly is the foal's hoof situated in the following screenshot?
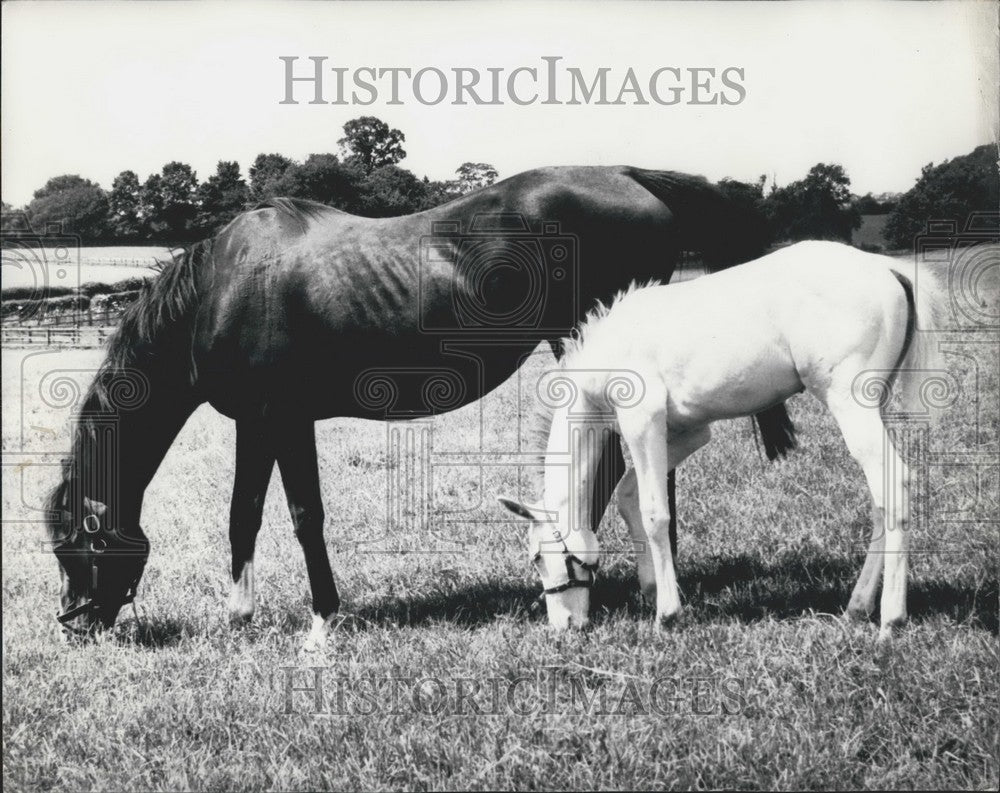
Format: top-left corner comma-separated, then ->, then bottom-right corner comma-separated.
876,622 -> 904,645
655,610 -> 682,630
227,607 -> 254,626
844,604 -> 873,624
300,634 -> 327,655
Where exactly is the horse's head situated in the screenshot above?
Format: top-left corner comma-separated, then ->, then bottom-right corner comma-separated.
48,482 -> 149,636
498,496 -> 599,630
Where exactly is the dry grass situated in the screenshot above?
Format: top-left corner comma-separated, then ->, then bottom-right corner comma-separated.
2,259 -> 997,790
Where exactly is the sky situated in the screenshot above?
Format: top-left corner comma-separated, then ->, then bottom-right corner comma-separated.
1,0 -> 997,207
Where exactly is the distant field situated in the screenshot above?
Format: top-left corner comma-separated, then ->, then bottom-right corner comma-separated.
853,214 -> 893,251
1,246 -> 170,291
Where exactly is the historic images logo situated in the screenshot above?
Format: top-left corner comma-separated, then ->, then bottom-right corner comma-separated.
279,56 -> 747,107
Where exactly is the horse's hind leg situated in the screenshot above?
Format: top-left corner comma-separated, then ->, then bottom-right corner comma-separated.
274,419 -> 340,652
228,420 -> 276,622
825,396 -> 910,638
846,505 -> 886,620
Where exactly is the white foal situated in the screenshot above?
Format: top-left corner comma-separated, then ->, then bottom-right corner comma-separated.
502,241 -> 946,640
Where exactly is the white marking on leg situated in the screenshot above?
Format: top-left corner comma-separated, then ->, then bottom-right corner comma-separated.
227,559 -> 255,621
301,612 -> 335,653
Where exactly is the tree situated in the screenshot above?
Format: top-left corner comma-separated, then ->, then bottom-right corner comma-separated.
25,176 -> 109,241
197,161 -> 250,233
454,162 -> 498,194
248,153 -> 294,203
763,163 -> 861,243
356,165 -> 428,217
108,170 -> 143,239
338,116 -> 406,174
270,154 -> 363,209
885,144 -> 999,249
151,162 -> 200,240
139,173 -> 164,238
419,177 -> 460,210
32,175 -> 96,201
717,175 -> 767,213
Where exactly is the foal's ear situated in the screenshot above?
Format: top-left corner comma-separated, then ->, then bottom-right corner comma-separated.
497,496 -> 543,522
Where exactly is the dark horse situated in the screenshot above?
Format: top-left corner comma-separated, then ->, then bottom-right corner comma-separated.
46,165 -> 794,647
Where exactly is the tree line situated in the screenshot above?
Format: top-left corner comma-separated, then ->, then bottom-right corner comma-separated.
1,117 -> 499,244
716,144 -> 996,251
1,113 -> 994,250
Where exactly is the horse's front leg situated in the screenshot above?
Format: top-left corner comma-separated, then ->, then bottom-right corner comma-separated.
616,467 -> 657,604
228,420 -> 276,622
274,419 -> 340,652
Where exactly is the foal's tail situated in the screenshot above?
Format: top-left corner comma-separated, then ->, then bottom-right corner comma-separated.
752,403 -> 797,461
885,262 -> 951,421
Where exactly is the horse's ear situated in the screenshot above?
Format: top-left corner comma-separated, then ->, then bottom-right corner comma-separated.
497,496 -> 542,522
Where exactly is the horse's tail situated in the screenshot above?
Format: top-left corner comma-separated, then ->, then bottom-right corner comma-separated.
625,167 -> 771,270
884,261 -> 951,421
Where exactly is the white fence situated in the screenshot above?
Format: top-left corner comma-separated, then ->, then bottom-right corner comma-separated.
1,326 -> 114,348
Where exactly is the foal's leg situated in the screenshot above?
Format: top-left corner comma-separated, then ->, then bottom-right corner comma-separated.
619,404 -> 708,626
617,467 -> 657,603
228,421 -> 276,621
596,432 -> 678,556
826,397 -> 910,638
274,420 -> 340,652
846,505 -> 886,620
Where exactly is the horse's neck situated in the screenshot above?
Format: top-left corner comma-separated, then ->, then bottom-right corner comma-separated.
543,404 -> 610,534
74,382 -> 199,524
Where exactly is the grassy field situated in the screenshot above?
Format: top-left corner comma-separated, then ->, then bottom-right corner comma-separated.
2,260 -> 998,790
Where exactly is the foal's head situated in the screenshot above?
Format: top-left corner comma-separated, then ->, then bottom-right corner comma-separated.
498,497 -> 599,630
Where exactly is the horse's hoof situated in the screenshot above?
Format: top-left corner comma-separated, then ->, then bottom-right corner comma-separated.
300,613 -> 333,654
844,604 -> 872,623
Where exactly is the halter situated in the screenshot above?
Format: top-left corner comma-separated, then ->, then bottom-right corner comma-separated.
54,519 -> 147,631
534,533 -> 600,599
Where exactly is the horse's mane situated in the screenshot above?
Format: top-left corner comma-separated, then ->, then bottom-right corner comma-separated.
560,279 -> 661,365
45,241 -> 211,539
253,197 -> 344,233
524,280 -> 660,496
